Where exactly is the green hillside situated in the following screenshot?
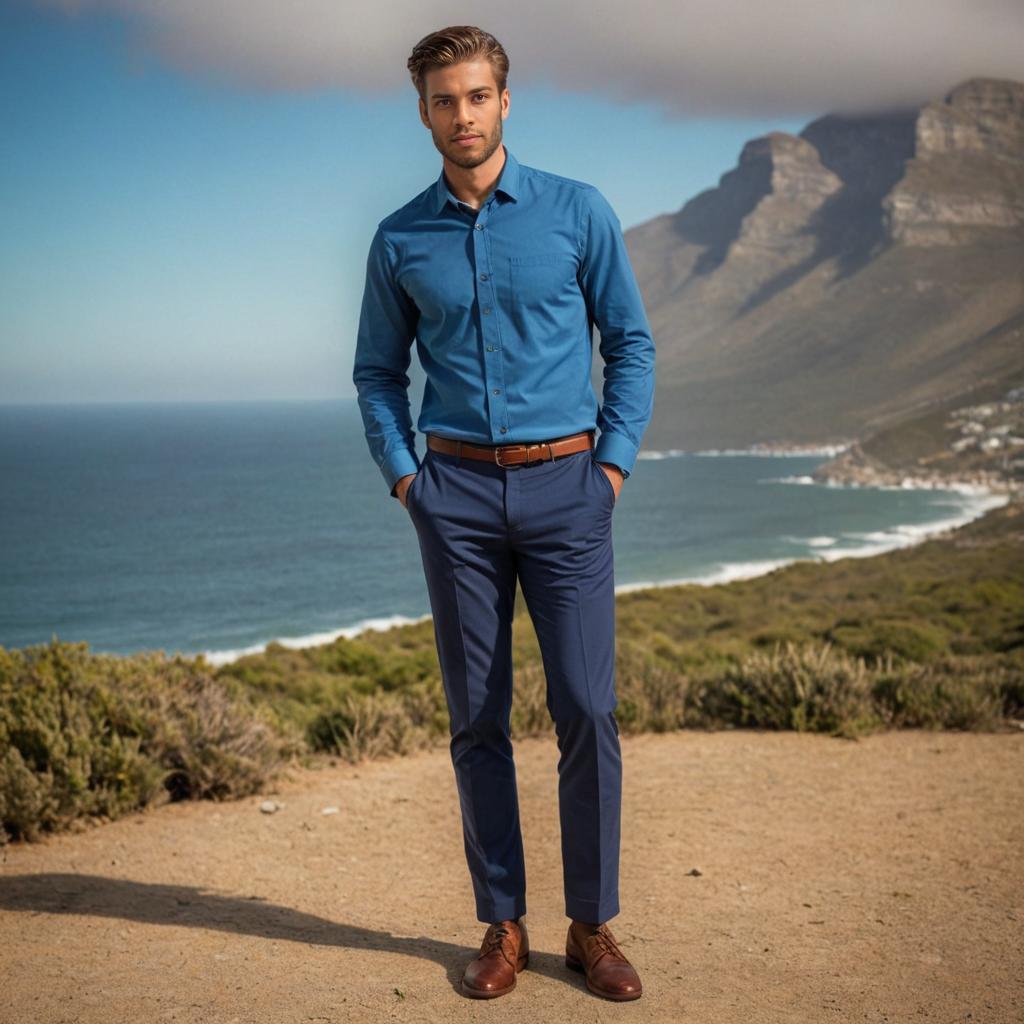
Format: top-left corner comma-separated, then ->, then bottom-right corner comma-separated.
4,498 -> 1021,844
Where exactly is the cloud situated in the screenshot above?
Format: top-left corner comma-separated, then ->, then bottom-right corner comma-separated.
38,0 -> 1024,116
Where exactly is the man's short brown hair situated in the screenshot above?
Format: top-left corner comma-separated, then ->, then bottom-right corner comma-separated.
407,26 -> 510,104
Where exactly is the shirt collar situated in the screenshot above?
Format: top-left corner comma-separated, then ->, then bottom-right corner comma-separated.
432,144 -> 520,215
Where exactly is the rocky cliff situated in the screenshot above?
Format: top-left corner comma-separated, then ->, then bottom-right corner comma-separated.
620,77 -> 1024,455
884,79 -> 1024,245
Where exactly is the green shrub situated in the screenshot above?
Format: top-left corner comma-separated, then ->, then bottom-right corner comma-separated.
872,654 -> 1019,730
308,682 -> 445,762
614,644 -> 689,734
509,661 -> 553,736
0,640 -> 294,843
827,617 -> 948,662
708,641 -> 881,738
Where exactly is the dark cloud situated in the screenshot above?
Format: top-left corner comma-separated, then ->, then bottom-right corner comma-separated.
40,0 -> 1024,115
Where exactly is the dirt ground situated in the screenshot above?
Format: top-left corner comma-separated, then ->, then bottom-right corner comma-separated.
1,729 -> 1021,1024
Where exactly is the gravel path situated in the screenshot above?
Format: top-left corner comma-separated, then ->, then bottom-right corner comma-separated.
2,729 -> 1021,1023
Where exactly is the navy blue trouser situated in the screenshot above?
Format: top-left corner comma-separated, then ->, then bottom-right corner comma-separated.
406,437 -> 621,925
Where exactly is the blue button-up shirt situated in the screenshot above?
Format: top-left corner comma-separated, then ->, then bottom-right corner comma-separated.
352,145 -> 655,496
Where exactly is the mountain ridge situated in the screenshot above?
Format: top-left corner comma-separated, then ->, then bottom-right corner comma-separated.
617,77 -> 1024,469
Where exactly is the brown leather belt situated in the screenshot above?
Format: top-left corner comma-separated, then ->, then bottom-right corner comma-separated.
426,430 -> 594,467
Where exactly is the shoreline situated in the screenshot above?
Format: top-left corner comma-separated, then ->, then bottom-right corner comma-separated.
196,473 -> 1013,669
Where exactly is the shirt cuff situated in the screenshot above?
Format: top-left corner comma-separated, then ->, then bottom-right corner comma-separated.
593,431 -> 637,479
382,448 -> 421,496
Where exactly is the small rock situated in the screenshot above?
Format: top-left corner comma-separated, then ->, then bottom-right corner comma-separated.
686,867 -> 703,876
321,806 -> 340,815
260,800 -> 280,814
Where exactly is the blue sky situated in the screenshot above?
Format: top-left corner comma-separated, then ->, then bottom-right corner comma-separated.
1,1 -> 1019,404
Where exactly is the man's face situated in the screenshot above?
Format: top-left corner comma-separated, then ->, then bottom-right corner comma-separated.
418,58 -> 509,170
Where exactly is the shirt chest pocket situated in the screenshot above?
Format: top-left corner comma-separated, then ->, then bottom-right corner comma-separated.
509,252 -> 578,310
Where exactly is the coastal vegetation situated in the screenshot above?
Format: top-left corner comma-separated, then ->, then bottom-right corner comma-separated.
2,498 -> 1021,844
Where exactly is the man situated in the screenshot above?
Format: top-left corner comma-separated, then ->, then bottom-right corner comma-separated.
352,25 -> 655,1002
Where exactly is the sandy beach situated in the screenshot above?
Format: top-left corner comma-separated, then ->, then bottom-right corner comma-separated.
1,727 -> 1021,1023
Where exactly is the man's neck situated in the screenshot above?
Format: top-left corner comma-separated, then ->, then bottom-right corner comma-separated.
443,145 -> 507,211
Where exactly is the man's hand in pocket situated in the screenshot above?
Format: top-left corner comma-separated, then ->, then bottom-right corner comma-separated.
596,461 -> 624,502
395,473 -> 417,509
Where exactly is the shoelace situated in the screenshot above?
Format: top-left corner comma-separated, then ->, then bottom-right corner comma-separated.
587,925 -> 626,963
481,923 -> 514,959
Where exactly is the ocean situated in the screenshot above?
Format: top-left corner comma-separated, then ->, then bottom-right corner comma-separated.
0,399 -> 1005,664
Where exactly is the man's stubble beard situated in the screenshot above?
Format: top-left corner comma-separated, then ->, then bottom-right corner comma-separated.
431,118 -> 504,170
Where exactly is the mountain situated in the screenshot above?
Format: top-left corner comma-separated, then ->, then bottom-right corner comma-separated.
618,77 -> 1024,455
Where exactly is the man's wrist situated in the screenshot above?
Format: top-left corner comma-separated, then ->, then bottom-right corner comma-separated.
392,472 -> 416,499
593,432 -> 636,479
383,449 -> 421,496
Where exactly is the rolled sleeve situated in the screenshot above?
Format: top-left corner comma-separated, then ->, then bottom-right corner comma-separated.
578,187 -> 656,479
352,225 -> 422,495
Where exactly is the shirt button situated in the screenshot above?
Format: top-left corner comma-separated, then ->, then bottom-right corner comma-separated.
493,388 -> 501,395
500,426 -> 508,433
474,223 -> 483,231
482,307 -> 491,315
479,273 -> 489,281
486,345 -> 495,351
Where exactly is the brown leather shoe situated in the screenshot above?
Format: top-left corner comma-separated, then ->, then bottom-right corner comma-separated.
565,920 -> 642,1001
461,918 -> 529,998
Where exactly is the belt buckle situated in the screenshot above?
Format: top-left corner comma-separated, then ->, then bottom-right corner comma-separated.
494,444 -> 526,468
